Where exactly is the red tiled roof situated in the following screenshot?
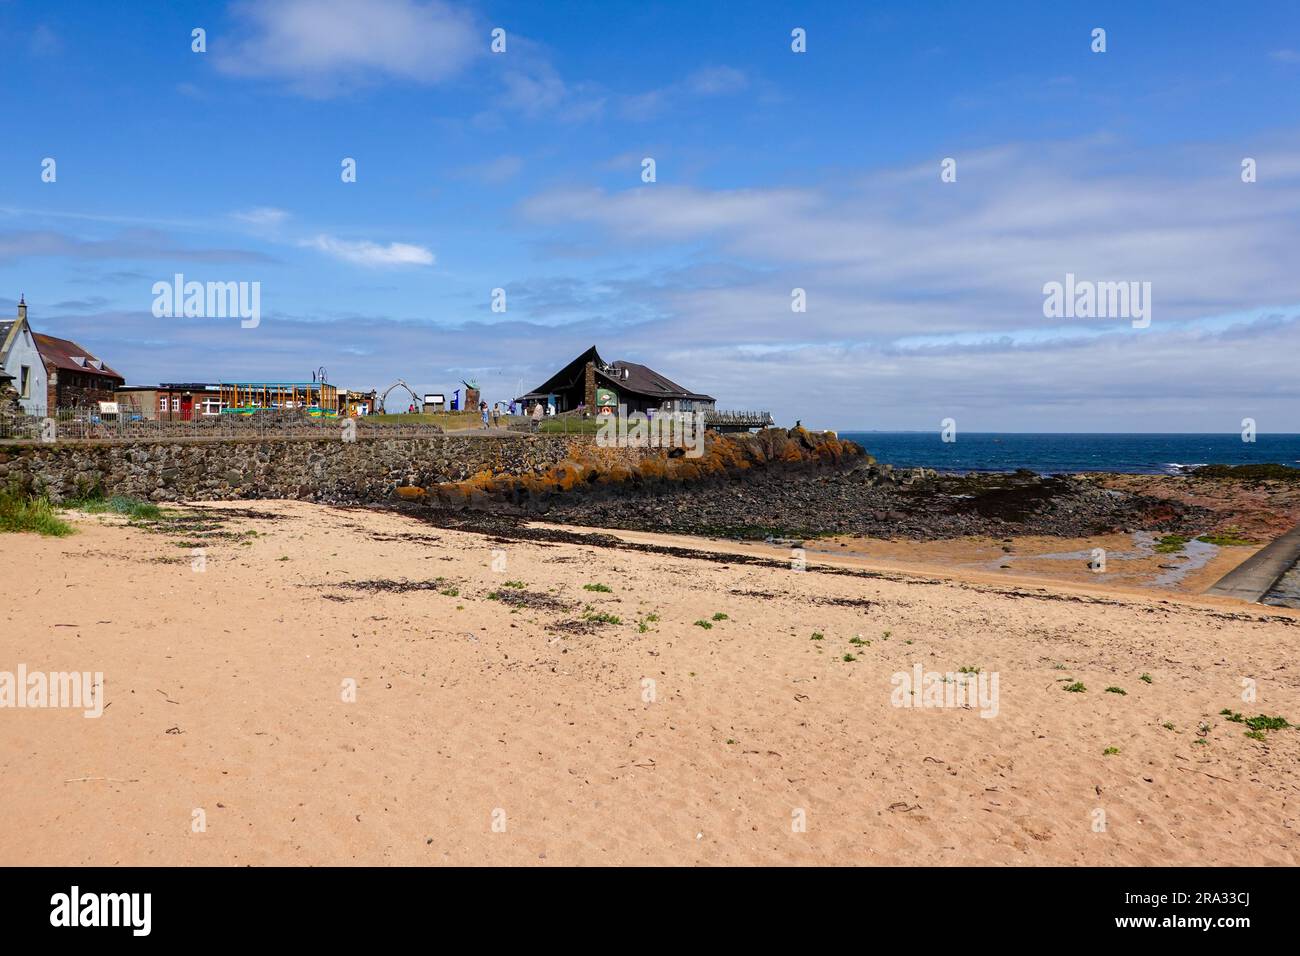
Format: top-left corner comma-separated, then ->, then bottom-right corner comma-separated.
34,332 -> 123,380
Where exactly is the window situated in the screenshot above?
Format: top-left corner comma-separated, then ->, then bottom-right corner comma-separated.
171,397 -> 180,412
19,366 -> 30,398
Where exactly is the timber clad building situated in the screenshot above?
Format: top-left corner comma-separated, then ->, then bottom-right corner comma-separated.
516,346 -> 715,415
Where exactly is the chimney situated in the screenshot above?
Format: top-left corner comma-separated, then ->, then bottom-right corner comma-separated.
17,294 -> 26,323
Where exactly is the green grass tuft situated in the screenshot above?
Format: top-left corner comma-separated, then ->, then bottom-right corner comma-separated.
1196,528 -> 1254,547
0,490 -> 75,536
1220,709 -> 1290,732
64,494 -> 161,520
1153,534 -> 1189,554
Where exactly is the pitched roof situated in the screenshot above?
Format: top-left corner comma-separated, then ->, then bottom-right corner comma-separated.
0,317 -> 26,368
516,345 -> 714,404
516,345 -> 603,401
602,360 -> 715,402
33,332 -> 124,380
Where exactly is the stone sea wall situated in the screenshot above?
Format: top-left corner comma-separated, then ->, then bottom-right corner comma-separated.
0,428 -> 861,506
0,435 -> 596,504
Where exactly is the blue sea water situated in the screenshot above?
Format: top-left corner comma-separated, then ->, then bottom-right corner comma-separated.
836,432 -> 1300,475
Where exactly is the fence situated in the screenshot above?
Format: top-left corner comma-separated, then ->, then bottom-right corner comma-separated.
0,409 -> 450,443
0,407 -> 779,443
704,410 -> 775,428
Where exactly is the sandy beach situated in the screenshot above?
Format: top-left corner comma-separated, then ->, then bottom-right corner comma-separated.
3,499 -> 1298,866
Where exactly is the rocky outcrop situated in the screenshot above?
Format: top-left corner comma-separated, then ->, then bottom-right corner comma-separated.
522,464 -> 1208,541
402,428 -> 864,510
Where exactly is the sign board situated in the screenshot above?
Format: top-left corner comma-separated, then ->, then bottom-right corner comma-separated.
423,393 -> 445,408
98,401 -> 119,414
595,387 -> 618,408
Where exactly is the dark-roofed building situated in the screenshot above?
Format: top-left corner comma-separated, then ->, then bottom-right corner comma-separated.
34,332 -> 125,411
515,346 -> 716,416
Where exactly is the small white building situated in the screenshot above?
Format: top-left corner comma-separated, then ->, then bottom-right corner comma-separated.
0,296 -> 48,416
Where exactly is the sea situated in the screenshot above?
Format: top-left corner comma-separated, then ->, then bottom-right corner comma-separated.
836,432 -> 1300,475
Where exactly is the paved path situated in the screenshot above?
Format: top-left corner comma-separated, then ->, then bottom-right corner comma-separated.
1205,523 -> 1300,604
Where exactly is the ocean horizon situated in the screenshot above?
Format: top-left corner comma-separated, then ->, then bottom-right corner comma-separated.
836,432 -> 1300,475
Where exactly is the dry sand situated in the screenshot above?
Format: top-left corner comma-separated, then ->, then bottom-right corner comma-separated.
2,499 -> 1298,866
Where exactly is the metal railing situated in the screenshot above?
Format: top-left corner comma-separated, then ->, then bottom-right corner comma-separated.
0,407 -> 774,442
0,410 -> 450,443
704,410 -> 775,427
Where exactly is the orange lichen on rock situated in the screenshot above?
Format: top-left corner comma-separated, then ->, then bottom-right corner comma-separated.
412,427 -> 863,508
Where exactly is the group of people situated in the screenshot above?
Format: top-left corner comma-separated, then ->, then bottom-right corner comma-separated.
471,399 -> 554,430
401,398 -> 557,430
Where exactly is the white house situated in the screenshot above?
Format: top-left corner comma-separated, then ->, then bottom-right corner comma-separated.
0,296 -> 48,416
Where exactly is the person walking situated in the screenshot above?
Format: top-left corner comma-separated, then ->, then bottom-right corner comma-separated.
480,401 -> 490,429
531,401 -> 543,432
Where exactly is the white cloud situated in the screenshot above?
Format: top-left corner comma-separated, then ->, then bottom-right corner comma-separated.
301,234 -> 435,267
520,136 -> 1300,342
488,48 -> 606,123
453,155 -> 524,184
685,66 -> 748,96
231,207 -> 290,227
619,65 -> 750,120
218,0 -> 479,95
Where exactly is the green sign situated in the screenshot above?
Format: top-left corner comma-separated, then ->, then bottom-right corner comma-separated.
595,387 -> 618,407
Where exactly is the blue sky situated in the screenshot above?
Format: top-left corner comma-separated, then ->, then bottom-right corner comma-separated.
2,0 -> 1299,430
